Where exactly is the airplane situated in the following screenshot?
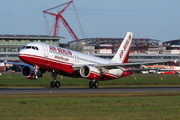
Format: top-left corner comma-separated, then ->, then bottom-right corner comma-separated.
147,63 -> 179,74
0,61 -> 9,71
0,65 -> 7,71
5,32 -> 171,88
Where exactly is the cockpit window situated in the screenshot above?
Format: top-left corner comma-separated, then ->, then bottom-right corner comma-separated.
32,46 -> 35,50
35,47 -> 39,50
23,46 -> 39,50
26,46 -> 31,49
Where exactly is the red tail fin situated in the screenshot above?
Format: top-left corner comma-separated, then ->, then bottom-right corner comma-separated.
111,32 -> 133,63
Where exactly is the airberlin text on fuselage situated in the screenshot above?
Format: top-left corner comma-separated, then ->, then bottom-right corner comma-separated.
119,35 -> 131,60
49,46 -> 72,56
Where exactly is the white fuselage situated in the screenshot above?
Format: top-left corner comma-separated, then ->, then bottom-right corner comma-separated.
19,42 -> 131,80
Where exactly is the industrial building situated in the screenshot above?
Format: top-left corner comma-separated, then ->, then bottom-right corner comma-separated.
67,37 -> 160,54
1,34 -> 180,72
0,35 -> 64,61
61,38 -> 180,64
1,34 -> 180,63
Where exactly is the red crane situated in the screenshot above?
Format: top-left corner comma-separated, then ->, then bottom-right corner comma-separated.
43,1 -> 85,41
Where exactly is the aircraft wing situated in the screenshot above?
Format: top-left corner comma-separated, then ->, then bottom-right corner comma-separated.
4,62 -> 32,67
72,60 -> 172,72
95,61 -> 171,69
95,60 -> 174,72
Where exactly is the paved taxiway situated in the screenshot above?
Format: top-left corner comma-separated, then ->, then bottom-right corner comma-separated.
0,87 -> 180,94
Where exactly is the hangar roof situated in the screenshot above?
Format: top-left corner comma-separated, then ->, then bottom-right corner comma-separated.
0,34 -> 65,40
163,39 -> 180,46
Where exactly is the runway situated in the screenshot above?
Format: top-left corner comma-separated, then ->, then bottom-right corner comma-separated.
0,87 -> 180,94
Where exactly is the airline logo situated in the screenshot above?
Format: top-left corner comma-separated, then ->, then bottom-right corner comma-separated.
119,35 -> 131,60
49,46 -> 72,56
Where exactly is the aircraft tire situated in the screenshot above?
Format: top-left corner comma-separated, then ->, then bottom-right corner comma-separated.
89,81 -> 93,88
55,81 -> 60,88
33,75 -> 38,79
50,81 -> 55,88
93,81 -> 99,88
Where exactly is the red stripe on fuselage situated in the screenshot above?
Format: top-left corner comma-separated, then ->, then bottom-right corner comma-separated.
120,71 -> 132,77
19,54 -> 74,74
99,71 -> 132,81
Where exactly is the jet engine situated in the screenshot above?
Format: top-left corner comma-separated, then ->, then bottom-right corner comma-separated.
21,65 -> 42,79
80,65 -> 100,79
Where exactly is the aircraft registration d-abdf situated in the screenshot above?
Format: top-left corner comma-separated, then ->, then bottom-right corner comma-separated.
5,32 -> 170,88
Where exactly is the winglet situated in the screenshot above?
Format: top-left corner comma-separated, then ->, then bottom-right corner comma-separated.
111,32 -> 133,63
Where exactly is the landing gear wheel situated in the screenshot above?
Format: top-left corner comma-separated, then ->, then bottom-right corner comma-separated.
93,81 -> 99,88
89,81 -> 93,88
55,81 -> 60,88
33,75 -> 38,79
50,81 -> 55,88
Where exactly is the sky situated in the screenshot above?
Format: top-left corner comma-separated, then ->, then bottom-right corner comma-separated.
0,0 -> 180,43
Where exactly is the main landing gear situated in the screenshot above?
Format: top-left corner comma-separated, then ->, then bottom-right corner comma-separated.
50,71 -> 60,88
89,80 -> 99,88
49,71 -> 99,89
50,81 -> 60,88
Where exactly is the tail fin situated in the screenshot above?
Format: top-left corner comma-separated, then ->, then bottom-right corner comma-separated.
111,32 -> 133,63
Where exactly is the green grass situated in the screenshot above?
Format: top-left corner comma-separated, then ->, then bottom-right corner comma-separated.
1,73 -> 180,87
0,73 -> 180,87
0,73 -> 87,86
0,92 -> 179,120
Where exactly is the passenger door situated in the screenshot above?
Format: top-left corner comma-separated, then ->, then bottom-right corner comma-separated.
42,44 -> 49,57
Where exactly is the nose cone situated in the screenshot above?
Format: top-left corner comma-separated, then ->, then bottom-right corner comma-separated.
18,49 -> 27,62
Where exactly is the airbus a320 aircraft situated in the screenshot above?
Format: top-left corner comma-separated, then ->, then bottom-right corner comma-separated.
5,32 -> 169,88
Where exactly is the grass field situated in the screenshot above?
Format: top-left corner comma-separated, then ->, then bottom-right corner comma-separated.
0,73 -> 179,119
0,73 -> 180,87
0,92 -> 179,120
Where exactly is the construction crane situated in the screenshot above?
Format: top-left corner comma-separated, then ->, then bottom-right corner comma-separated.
43,1 -> 85,41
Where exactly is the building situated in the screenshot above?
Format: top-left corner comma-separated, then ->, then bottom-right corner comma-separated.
0,34 -> 64,61
60,43 -> 113,55
60,38 -> 180,65
94,53 -> 179,62
83,44 -> 112,54
67,38 -> 160,53
1,35 -> 180,71
163,39 -> 180,54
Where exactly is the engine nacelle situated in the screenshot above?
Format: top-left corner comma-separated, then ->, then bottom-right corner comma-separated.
21,65 -> 42,79
80,65 -> 100,80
